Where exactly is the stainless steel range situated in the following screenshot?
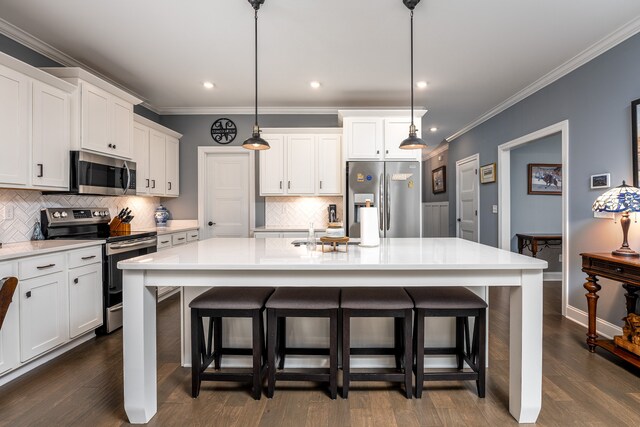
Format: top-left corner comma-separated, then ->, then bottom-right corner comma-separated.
41,208 -> 157,334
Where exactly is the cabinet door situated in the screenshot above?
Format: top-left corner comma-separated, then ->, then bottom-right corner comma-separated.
345,117 -> 383,160
68,263 -> 103,338
148,130 -> 166,195
0,263 -> 19,375
0,63 -> 29,186
287,135 -> 315,194
259,135 -> 285,195
317,135 -> 342,195
19,272 -> 67,362
133,123 -> 150,195
81,83 -> 110,154
165,136 -> 180,196
32,81 -> 70,189
384,118 -> 421,160
111,96 -> 133,159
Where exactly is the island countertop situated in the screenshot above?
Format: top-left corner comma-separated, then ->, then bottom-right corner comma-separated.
118,237 -> 547,271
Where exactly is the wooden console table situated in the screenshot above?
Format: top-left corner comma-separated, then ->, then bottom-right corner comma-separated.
581,252 -> 640,367
517,233 -> 562,258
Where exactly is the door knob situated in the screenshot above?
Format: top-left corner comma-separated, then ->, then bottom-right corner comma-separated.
208,221 -> 216,226
457,218 -> 462,222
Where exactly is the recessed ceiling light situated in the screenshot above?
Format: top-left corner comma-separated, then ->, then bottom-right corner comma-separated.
430,127 -> 438,132
203,81 -> 214,89
310,81 -> 321,89
416,81 -> 428,89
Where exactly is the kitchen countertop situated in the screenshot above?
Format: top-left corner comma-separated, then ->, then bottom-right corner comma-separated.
253,226 -> 327,232
138,224 -> 200,235
0,240 -> 105,262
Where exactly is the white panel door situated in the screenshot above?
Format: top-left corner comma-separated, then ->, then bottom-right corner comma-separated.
317,135 -> 342,195
32,81 -> 70,189
345,117 -> 382,159
111,96 -> 133,159
0,63 -> 28,186
259,135 -> 285,195
384,118 -> 420,160
204,153 -> 250,238
68,263 -> 102,338
133,123 -> 150,195
165,136 -> 179,196
19,272 -> 67,362
287,135 -> 315,194
0,263 -> 19,375
148,130 -> 166,195
457,156 -> 479,242
81,83 -> 110,154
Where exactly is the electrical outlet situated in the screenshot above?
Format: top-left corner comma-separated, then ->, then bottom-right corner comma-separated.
492,205 -> 498,214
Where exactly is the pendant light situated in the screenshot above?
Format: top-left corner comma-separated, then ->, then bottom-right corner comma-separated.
399,0 -> 428,150
242,0 -> 270,150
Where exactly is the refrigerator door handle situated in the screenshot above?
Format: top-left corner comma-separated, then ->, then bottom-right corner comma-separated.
379,173 -> 384,231
386,173 -> 391,231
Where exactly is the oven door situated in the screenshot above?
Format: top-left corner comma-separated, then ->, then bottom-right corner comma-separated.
102,236 -> 156,333
71,151 -> 136,196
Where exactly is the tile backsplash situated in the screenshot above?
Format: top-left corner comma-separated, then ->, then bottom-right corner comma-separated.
0,188 -> 161,243
265,196 -> 344,228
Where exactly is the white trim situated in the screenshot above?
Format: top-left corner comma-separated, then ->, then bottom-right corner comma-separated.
455,153 -> 480,242
0,51 -> 75,92
261,127 -> 342,134
160,106 -> 344,115
497,120 -> 569,316
197,146 -> 256,238
338,109 -> 427,121
543,272 -> 562,281
423,142 -> 449,160
134,113 -> 182,139
565,305 -> 621,340
447,15 -> 640,142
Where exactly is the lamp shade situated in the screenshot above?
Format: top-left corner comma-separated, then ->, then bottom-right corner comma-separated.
242,131 -> 270,150
399,133 -> 427,150
592,181 -> 640,212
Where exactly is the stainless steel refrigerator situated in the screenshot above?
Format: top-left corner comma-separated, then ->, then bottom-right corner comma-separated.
347,161 -> 421,238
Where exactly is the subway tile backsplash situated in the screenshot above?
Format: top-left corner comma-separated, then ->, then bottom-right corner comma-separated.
265,196 -> 344,228
0,189 -> 160,243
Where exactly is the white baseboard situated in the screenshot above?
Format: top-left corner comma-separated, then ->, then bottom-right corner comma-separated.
565,304 -> 622,339
543,272 -> 562,281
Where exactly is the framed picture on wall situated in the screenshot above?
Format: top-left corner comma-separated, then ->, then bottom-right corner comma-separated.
480,163 -> 496,184
528,163 -> 562,195
590,173 -> 611,189
432,166 -> 446,194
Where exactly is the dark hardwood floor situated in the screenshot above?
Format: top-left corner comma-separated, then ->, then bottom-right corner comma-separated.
1,283 -> 640,426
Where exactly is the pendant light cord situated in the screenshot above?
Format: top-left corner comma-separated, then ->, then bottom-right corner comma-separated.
254,8 -> 259,130
410,9 -> 415,128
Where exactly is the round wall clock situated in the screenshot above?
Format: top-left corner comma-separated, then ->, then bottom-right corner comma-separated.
210,118 -> 237,144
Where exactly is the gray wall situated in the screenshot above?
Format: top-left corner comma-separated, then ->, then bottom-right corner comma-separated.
509,134 -> 562,272
422,148 -> 448,203
447,32 -> 640,325
159,114 -> 339,224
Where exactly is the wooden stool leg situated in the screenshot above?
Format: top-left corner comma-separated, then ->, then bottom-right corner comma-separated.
277,317 -> 286,370
476,311 -> 486,398
251,312 -> 262,400
267,310 -> 277,398
414,309 -> 425,398
403,310 -> 412,399
455,317 -> 464,370
191,309 -> 201,398
394,317 -> 403,370
213,317 -> 222,369
329,310 -> 338,400
342,309 -> 351,399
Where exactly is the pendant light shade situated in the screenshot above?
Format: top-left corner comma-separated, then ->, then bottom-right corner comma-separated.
399,0 -> 428,150
242,0 -> 270,150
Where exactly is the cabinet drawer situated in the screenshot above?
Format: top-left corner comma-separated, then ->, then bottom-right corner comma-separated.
172,232 -> 187,246
157,235 -> 172,249
186,230 -> 199,242
588,258 -> 640,281
67,246 -> 102,269
19,253 -> 65,280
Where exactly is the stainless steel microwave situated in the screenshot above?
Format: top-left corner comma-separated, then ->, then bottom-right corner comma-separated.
68,151 -> 136,196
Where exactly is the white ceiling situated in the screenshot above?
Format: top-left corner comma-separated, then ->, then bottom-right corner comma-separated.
1,0 -> 640,143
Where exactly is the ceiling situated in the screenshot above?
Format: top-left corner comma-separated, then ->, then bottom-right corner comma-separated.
1,0 -> 640,143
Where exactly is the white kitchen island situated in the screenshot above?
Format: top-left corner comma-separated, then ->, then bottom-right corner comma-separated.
119,237 -> 547,424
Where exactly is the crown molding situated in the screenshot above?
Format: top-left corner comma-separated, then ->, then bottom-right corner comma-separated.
158,106 -> 344,115
423,142 -> 449,161
446,15 -> 640,142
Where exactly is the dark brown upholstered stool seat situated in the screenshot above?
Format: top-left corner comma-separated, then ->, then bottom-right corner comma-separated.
405,286 -> 487,398
189,286 -> 275,400
266,287 -> 340,399
340,287 -> 413,399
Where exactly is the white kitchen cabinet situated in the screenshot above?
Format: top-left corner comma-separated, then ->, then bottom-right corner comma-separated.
317,135 -> 342,195
344,117 -> 383,159
32,80 -> 70,189
383,118 -> 421,160
133,123 -> 150,194
0,262 -> 19,375
287,135 -> 315,194
259,135 -> 286,195
186,230 -> 200,242
19,271 -> 67,362
171,232 -> 187,246
0,62 -> 29,186
68,262 -> 102,339
165,136 -> 180,196
149,129 -> 166,195
156,229 -> 198,301
111,96 -> 134,159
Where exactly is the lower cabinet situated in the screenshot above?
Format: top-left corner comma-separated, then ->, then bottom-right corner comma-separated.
19,271 -> 67,362
156,229 -> 199,301
68,263 -> 102,339
0,262 -> 19,375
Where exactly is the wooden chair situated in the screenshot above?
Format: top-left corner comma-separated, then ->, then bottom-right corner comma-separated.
0,277 -> 19,330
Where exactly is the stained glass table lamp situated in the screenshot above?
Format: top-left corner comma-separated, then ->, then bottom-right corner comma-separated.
592,181 -> 640,257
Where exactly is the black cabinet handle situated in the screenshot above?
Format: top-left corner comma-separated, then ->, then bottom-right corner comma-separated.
113,144 -> 116,149
616,267 -> 624,273
151,179 -> 156,189
146,179 -> 150,188
36,263 -> 55,270
177,237 -> 185,241
208,221 -> 215,226
81,255 -> 96,260
37,163 -> 43,178
74,278 -> 79,284
108,143 -> 113,148
26,291 -> 31,298
160,240 -> 170,244
168,182 -> 172,191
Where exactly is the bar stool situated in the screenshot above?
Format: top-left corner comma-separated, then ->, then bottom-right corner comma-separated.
405,287 -> 487,398
341,287 -> 413,399
189,286 -> 275,400
266,287 -> 340,399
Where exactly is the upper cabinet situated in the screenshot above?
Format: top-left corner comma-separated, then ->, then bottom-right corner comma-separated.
42,67 -> 142,160
259,129 -> 342,196
0,52 -> 74,191
132,114 -> 182,198
340,110 -> 427,161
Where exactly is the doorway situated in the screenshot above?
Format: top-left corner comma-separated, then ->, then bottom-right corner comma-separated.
456,154 -> 480,242
497,120 -> 569,315
197,147 -> 255,238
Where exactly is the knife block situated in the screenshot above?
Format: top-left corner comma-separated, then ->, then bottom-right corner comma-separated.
109,218 -> 131,233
